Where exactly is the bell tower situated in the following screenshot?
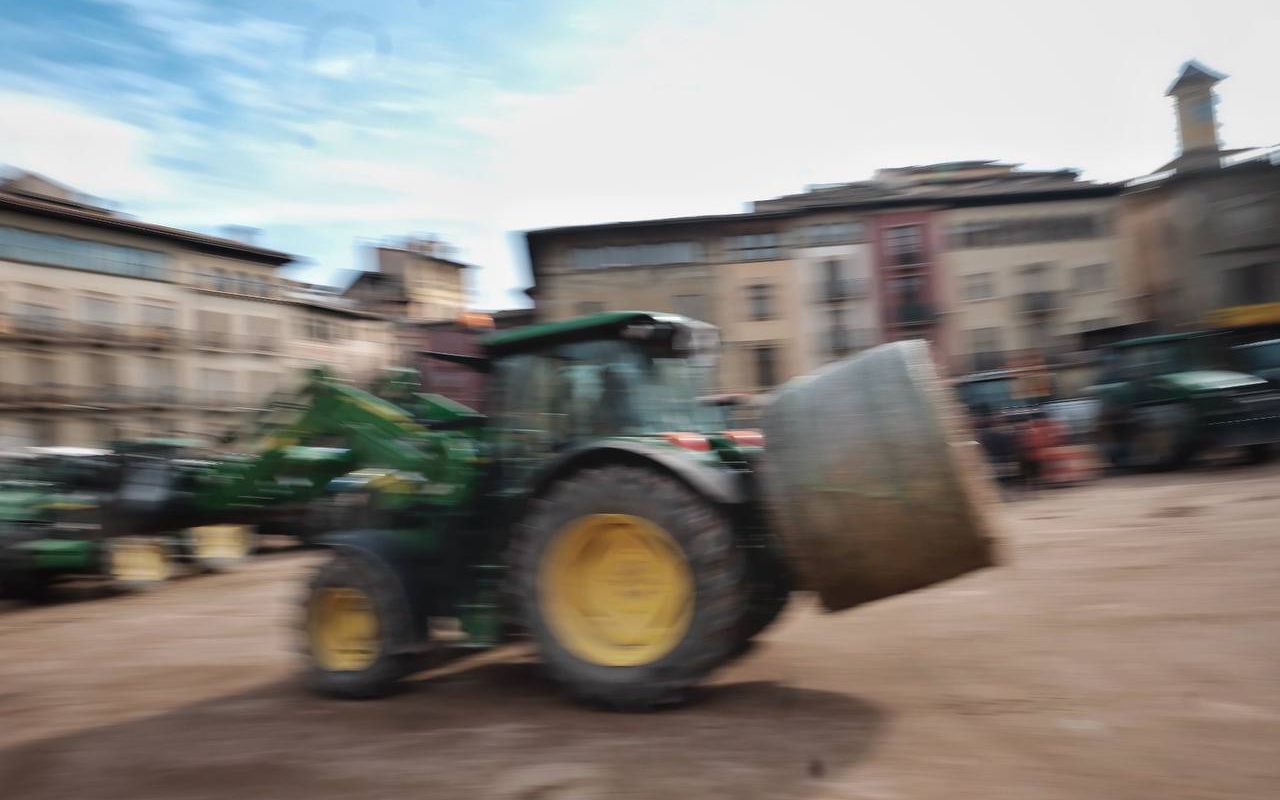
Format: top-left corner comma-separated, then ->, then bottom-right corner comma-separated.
1166,60 -> 1227,172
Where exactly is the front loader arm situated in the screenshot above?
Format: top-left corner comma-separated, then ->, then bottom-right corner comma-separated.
198,372 -> 479,511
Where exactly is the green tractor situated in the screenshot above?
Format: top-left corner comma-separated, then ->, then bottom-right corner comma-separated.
257,311 -> 998,709
0,448 -> 113,600
1092,332 -> 1280,469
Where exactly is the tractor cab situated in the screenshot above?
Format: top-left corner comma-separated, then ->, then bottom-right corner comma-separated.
480,312 -> 733,487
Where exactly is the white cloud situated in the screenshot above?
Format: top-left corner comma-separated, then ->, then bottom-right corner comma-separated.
0,91 -> 171,198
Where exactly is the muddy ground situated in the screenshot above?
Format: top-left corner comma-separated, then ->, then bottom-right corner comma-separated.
2,464 -> 1278,799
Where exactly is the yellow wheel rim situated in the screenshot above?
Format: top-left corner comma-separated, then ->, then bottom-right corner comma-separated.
540,513 -> 693,667
109,538 -> 171,584
310,588 -> 380,672
190,525 -> 251,562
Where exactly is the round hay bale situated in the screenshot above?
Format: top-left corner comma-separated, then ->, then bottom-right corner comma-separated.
760,339 -> 1002,612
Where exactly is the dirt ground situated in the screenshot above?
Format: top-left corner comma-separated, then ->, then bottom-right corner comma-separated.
2,464 -> 1279,800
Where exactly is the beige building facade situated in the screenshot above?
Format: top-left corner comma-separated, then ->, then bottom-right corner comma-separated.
344,238 -> 469,323
938,196 -> 1133,375
0,172 -> 381,448
285,297 -> 397,387
526,165 -> 1125,397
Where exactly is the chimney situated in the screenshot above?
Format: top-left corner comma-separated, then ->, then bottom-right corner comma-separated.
1166,60 -> 1227,173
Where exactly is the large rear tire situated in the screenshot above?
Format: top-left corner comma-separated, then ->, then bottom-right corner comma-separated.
513,465 -> 744,710
299,552 -> 424,699
736,534 -> 792,644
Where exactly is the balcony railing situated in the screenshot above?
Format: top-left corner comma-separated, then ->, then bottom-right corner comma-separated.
134,326 -> 181,348
194,332 -> 234,350
1017,290 -> 1058,314
816,278 -> 867,303
244,336 -> 279,353
894,302 -> 936,326
9,316 -> 65,337
969,351 -> 1007,372
890,250 -> 927,269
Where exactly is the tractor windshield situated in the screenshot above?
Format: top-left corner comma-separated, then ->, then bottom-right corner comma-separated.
491,338 -> 723,467
551,340 -> 721,436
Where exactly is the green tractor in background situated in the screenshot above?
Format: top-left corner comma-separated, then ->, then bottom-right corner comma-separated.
0,448 -> 110,600
1092,332 -> 1280,470
269,311 -> 998,709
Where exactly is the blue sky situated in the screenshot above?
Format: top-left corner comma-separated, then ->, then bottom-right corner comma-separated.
3,0 -> 1279,308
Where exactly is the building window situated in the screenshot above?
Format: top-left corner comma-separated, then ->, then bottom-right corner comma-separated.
724,233 -> 782,261
884,225 -> 925,267
947,215 -> 1105,249
961,272 -> 996,301
87,352 -> 120,390
671,294 -> 707,321
213,269 -> 229,292
13,301 -> 61,333
83,296 -> 119,327
29,418 -> 57,447
197,310 -> 231,346
891,275 -> 931,325
969,328 -> 1003,365
0,225 -> 168,280
1219,201 -> 1267,239
27,354 -> 59,388
753,345 -> 778,388
571,241 -> 703,270
140,303 -> 177,329
826,307 -> 851,357
200,368 -> 235,400
1073,263 -> 1109,293
1223,263 -> 1280,306
799,221 -> 865,245
746,284 -> 774,321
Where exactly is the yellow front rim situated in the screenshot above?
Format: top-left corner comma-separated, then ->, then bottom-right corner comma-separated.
540,513 -> 693,667
190,525 -> 251,562
109,539 -> 171,584
310,588 -> 380,672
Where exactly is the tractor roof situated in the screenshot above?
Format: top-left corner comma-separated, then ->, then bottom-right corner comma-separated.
480,310 -> 697,356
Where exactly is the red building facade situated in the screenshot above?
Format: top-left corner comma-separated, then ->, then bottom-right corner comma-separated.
870,209 -> 950,366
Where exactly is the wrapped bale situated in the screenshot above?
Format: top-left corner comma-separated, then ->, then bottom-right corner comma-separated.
760,339 -> 1002,612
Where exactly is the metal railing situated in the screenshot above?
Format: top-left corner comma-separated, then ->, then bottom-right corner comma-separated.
894,302 -> 936,326
1017,291 -> 1058,314
816,278 -> 867,303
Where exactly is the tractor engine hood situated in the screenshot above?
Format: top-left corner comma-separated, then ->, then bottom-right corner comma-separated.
1158,370 -> 1268,393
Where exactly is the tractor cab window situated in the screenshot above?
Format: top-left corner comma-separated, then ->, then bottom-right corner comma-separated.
490,338 -> 720,490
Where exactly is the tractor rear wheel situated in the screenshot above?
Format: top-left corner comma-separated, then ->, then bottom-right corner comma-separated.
513,465 -> 744,709
299,552 -> 423,699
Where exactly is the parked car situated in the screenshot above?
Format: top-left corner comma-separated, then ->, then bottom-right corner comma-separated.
1091,332 -> 1280,469
1233,338 -> 1280,386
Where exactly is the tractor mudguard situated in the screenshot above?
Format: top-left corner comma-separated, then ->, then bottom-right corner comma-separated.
319,529 -> 431,651
527,440 -> 746,507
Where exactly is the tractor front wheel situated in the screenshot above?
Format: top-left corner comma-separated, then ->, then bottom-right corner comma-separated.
299,552 -> 423,699
513,465 -> 744,709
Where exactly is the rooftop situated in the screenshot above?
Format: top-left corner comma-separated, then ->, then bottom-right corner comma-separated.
0,170 -> 293,266
1166,59 -> 1228,95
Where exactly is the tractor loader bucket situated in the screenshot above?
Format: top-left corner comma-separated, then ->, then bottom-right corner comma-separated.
760,339 -> 1002,612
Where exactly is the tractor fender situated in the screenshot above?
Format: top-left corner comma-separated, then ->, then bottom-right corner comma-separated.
527,441 -> 747,507
318,529 -> 430,652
